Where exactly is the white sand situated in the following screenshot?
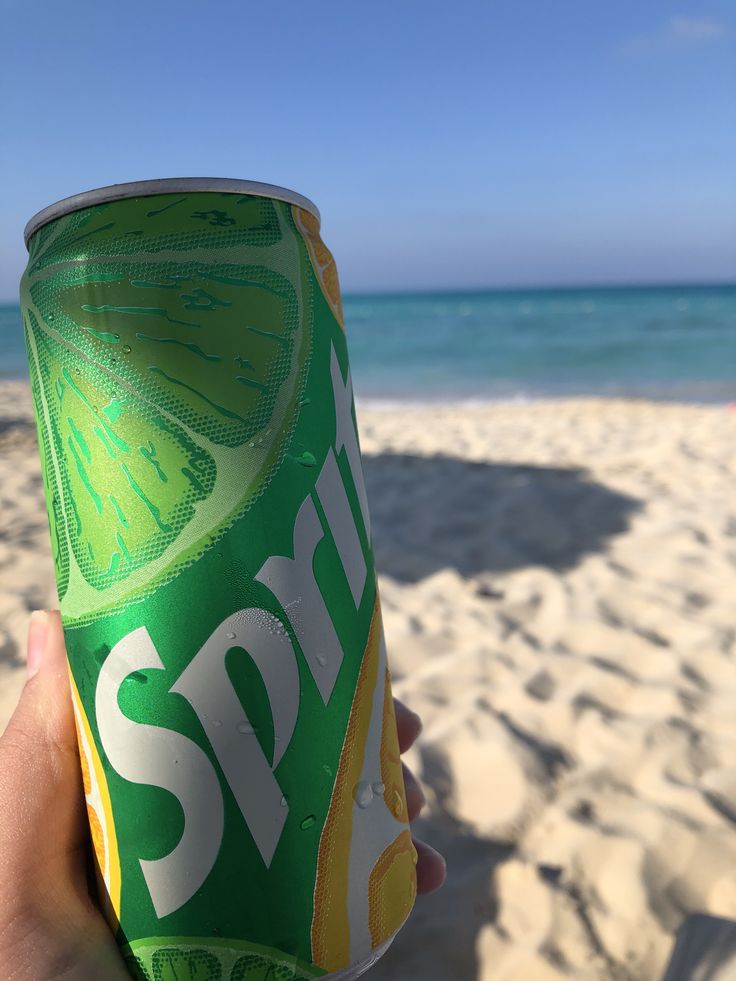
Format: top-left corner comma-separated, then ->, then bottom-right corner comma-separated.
2,383 -> 736,979
0,381 -> 57,696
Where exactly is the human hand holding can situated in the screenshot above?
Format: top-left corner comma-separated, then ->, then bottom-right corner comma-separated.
19,179 -> 420,979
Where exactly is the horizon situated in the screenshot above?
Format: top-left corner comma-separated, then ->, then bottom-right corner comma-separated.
3,279 -> 736,309
341,279 -> 736,297
2,279 -> 732,402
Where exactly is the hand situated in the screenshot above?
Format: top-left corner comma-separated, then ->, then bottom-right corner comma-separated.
0,611 -> 445,980
0,611 -> 128,981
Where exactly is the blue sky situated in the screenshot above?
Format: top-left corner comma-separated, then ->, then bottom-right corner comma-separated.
1,0 -> 734,298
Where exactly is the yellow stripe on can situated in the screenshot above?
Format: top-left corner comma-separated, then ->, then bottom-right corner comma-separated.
69,667 -> 122,931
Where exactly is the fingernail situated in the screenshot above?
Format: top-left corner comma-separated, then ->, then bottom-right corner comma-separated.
27,610 -> 50,678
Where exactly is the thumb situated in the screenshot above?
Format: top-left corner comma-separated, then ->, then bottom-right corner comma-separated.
0,610 -> 88,910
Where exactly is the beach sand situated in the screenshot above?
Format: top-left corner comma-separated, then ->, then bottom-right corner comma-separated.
1,381 -> 735,980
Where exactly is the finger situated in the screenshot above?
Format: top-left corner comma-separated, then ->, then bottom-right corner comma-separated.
394,698 -> 422,753
414,837 -> 447,895
402,762 -> 426,822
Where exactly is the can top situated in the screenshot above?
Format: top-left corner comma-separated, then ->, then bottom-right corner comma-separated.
23,177 -> 321,248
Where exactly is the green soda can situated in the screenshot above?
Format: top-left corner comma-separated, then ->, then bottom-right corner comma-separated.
21,179 -> 416,980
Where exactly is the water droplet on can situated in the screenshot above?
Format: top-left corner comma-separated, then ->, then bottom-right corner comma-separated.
212,720 -> 222,728
391,789 -> 404,817
300,814 -> 316,830
237,721 -> 254,734
354,781 -> 374,809
316,654 -> 328,667
280,795 -> 288,807
371,781 -> 386,796
122,344 -> 131,354
226,632 -> 236,640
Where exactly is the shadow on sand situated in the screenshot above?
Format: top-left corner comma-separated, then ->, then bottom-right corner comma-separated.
370,742 -> 517,981
662,913 -> 736,980
363,451 -> 643,980
363,451 -> 642,582
0,414 -> 36,452
0,416 -> 34,437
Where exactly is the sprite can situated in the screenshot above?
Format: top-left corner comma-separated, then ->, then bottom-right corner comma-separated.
21,179 -> 416,980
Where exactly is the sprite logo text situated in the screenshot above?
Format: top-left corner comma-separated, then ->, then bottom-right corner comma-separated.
95,346 -> 369,919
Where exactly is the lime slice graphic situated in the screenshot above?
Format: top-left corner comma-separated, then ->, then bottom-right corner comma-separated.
123,939 -> 321,980
22,195 -> 313,623
151,947 -> 221,981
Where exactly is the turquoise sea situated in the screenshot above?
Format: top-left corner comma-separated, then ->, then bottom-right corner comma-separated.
2,284 -> 734,402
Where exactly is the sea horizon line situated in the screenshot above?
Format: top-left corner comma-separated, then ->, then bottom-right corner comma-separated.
1,278 -> 735,308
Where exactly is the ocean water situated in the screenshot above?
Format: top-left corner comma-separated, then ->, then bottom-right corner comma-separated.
2,284 -> 734,402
